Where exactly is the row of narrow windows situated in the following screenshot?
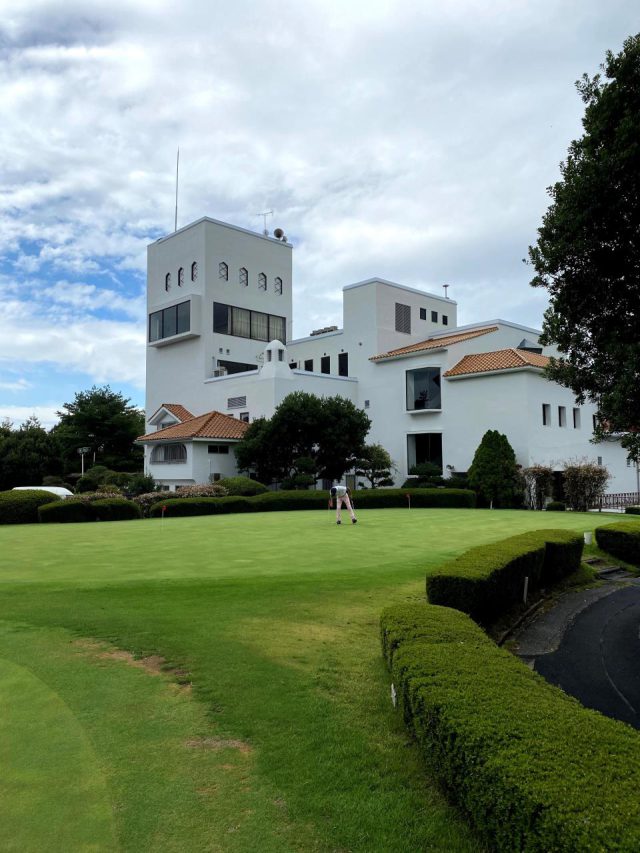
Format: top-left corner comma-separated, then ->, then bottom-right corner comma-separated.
289,353 -> 349,376
395,303 -> 449,334
165,262 -> 198,291
163,261 -> 283,295
219,262 -> 283,294
542,404 -> 583,429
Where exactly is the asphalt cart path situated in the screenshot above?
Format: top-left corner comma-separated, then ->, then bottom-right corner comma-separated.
526,584 -> 640,729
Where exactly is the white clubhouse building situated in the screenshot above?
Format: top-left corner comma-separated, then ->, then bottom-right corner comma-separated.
138,216 -> 637,494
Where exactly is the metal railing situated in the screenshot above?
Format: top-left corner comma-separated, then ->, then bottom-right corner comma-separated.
592,492 -> 640,511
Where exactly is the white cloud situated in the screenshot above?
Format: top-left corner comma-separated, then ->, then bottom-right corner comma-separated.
0,0 -> 638,412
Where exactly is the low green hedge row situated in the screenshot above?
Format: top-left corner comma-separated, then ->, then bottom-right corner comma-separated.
425,529 -> 583,624
380,603 -> 640,852
595,520 -> 640,567
38,497 -> 142,524
149,487 -> 476,518
0,489 -> 62,524
624,505 -> 640,515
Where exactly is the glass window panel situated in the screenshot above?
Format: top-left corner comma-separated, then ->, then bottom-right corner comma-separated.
269,314 -> 286,343
251,311 -> 269,341
163,305 -> 178,338
275,277 -> 283,294
176,301 -> 190,334
149,311 -> 163,342
406,368 -> 441,410
213,302 -> 231,334
338,353 -> 348,376
232,306 -> 251,338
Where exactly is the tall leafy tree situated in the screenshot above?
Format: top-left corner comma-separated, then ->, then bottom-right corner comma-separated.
528,34 -> 640,461
53,386 -> 145,473
234,392 -> 370,485
468,430 -> 521,509
0,416 -> 61,491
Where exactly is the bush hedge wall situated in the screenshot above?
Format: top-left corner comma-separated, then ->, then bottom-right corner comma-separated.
38,499 -> 97,523
595,521 -> 640,567
149,487 -> 476,518
93,498 -> 142,521
624,506 -> 640,515
380,603 -> 640,852
38,497 -> 142,523
425,529 -> 583,624
0,489 -> 62,525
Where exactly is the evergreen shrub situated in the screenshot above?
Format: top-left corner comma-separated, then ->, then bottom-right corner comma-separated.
0,489 -> 62,525
38,500 -> 97,523
93,498 -> 142,521
624,505 -> 640,515
381,603 -> 640,853
217,476 -> 268,496
595,521 -> 640,566
546,501 -> 566,511
426,530 -> 583,623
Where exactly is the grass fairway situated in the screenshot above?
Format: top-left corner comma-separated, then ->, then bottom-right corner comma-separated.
0,508 -> 609,851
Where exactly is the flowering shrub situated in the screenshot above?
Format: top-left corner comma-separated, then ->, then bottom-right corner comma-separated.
174,484 -> 229,498
133,492 -> 164,517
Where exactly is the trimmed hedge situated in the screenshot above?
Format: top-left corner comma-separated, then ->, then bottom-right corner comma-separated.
426,529 -> 583,624
93,498 -> 142,521
38,500 -> 97,523
546,501 -> 566,511
0,489 -> 62,525
381,603 -> 640,853
217,476 -> 268,496
149,487 -> 476,518
624,505 -> 640,515
595,521 -> 640,567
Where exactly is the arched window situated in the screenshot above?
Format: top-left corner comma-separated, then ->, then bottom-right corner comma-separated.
274,276 -> 283,294
165,273 -> 171,292
258,272 -> 267,290
178,267 -> 184,287
150,443 -> 187,463
191,261 -> 198,281
219,262 -> 228,281
239,267 -> 248,287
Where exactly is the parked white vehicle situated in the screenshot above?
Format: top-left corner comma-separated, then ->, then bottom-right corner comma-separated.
12,486 -> 74,499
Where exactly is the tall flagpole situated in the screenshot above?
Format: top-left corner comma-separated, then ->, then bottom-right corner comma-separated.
174,147 -> 180,232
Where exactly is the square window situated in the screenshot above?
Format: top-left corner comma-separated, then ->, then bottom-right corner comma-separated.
304,359 -> 313,372
240,412 -> 250,423
406,368 -> 441,410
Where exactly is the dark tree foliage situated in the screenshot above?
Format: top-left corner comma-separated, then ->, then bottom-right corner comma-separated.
53,386 -> 145,473
468,430 -> 521,508
0,416 -> 62,490
234,392 -> 370,485
528,34 -> 640,462
355,443 -> 395,488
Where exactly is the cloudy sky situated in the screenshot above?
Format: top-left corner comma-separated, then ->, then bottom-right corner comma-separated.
1,0 -> 637,427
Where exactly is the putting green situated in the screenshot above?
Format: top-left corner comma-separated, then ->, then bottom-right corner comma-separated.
0,655 -> 117,852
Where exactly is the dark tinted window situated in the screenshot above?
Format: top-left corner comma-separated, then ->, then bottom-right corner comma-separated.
338,353 -> 348,376
321,355 -> 330,374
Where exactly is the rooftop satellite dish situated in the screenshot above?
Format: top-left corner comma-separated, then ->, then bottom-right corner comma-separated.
273,227 -> 284,239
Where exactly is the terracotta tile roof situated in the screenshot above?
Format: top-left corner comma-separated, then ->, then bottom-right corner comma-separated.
444,348 -> 550,377
370,326 -> 499,361
137,410 -> 249,442
161,403 -> 194,422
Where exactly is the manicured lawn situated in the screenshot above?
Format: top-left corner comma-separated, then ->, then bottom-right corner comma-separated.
0,508 -> 612,851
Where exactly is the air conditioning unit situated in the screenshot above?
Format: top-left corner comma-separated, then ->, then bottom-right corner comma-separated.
213,368 -> 228,377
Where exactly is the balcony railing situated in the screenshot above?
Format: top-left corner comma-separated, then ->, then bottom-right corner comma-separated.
592,492 -> 640,511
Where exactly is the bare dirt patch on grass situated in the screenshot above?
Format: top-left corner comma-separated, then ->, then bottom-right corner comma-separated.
73,639 -> 192,689
185,737 -> 252,754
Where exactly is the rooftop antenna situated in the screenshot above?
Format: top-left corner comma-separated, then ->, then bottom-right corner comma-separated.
443,283 -> 450,299
174,147 -> 180,232
256,209 -> 273,236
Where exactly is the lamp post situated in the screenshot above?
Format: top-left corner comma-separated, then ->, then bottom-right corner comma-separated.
78,446 -> 90,476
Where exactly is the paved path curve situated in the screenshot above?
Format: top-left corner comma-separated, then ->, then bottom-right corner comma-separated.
527,584 -> 640,729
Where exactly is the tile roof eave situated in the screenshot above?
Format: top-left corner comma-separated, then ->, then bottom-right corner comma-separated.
444,365 -> 548,380
371,346 -> 448,363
